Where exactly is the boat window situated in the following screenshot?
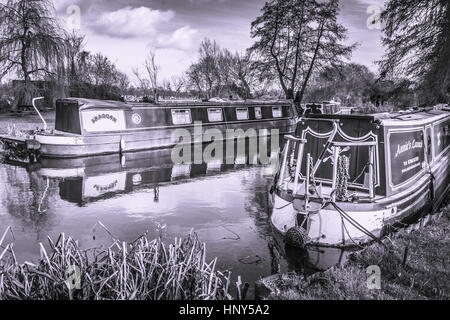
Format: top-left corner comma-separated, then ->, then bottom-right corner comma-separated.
255,107 -> 262,119
207,108 -> 223,122
171,109 -> 192,125
236,107 -> 249,120
272,107 -> 283,118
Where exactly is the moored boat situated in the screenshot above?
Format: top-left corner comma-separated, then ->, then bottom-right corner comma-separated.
301,101 -> 342,115
269,106 -> 450,247
0,98 -> 298,159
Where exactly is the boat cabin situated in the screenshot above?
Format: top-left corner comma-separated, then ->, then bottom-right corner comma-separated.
54,98 -> 297,135
302,101 -> 342,115
277,107 -> 450,199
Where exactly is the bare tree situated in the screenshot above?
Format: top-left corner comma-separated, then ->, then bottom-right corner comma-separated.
223,50 -> 259,99
133,67 -> 152,98
88,53 -> 115,87
116,72 -> 130,96
186,64 -> 205,98
250,0 -> 355,103
0,0 -> 66,108
144,49 -> 160,102
187,38 -> 250,99
64,31 -> 85,85
132,49 -> 160,102
171,75 -> 185,96
198,39 -> 220,99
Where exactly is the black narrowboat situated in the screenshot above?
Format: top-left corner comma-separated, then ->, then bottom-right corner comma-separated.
13,98 -> 297,158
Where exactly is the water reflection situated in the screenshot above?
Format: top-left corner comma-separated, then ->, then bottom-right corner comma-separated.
270,232 -> 354,275
0,137 -> 356,297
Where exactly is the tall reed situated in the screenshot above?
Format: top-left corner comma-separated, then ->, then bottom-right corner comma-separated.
0,228 -> 233,300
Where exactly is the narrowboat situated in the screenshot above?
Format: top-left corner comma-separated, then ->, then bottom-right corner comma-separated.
0,97 -> 297,159
301,101 -> 342,115
269,106 -> 450,247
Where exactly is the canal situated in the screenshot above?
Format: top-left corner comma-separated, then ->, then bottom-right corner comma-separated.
0,114 -> 351,298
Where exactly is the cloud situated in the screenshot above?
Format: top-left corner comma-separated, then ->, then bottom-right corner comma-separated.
155,26 -> 199,51
91,6 -> 175,38
188,0 -> 228,4
53,0 -> 79,10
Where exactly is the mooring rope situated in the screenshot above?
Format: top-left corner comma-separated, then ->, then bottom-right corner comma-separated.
328,200 -> 385,247
276,145 -> 386,248
340,215 -> 366,249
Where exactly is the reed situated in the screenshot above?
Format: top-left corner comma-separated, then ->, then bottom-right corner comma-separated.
0,228 -> 233,300
6,124 -> 28,137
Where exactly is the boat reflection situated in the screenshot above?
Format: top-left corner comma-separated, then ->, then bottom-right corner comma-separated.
1,134 -> 356,278
27,138 -> 282,206
270,231 -> 355,274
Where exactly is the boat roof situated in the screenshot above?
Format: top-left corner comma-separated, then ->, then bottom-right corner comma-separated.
57,98 -> 292,111
303,106 -> 449,126
57,98 -> 132,111
379,108 -> 450,126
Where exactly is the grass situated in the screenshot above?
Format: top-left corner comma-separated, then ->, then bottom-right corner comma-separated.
0,111 -> 55,135
0,228 -> 234,300
262,209 -> 449,300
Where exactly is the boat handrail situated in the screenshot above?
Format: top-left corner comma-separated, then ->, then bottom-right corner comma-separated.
312,120 -> 339,176
32,97 -> 47,131
330,141 -> 377,147
299,117 -> 340,124
284,135 -> 307,143
277,136 -> 306,189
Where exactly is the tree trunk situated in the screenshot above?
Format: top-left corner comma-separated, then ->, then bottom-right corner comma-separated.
285,88 -> 294,100
242,79 -> 252,99
297,20 -> 325,104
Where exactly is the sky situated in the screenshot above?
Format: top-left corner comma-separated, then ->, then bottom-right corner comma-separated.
52,0 -> 387,84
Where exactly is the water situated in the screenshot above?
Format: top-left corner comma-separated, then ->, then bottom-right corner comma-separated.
0,144 -> 351,298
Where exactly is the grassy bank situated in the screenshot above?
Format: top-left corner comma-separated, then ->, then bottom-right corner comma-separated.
261,206 -> 449,300
0,230 -> 234,300
0,111 -> 55,134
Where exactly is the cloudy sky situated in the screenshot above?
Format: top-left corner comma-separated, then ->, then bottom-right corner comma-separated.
53,0 -> 387,83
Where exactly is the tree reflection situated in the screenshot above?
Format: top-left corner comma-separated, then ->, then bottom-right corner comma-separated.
0,164 -> 58,239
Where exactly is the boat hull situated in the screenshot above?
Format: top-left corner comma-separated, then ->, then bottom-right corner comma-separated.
35,119 -> 296,158
270,150 -> 450,247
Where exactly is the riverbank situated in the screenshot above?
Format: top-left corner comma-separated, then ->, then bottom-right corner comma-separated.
257,202 -> 449,300
0,111 -> 55,134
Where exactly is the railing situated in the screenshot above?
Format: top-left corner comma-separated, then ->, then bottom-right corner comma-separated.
32,97 -> 47,131
277,134 -> 378,203
277,135 -> 307,190
298,117 -> 339,176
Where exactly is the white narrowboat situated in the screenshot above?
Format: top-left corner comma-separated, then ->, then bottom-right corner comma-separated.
270,106 -> 450,247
